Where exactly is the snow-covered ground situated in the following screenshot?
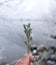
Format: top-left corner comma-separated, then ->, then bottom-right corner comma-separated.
0,0 -> 56,63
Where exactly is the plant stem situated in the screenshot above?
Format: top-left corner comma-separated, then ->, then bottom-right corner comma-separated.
23,23 -> 32,54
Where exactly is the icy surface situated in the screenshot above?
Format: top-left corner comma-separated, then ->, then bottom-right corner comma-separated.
0,0 -> 56,63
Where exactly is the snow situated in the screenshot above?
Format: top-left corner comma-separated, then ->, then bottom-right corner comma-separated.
0,0 -> 56,63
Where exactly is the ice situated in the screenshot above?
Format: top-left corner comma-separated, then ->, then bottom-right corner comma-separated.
0,0 -> 56,63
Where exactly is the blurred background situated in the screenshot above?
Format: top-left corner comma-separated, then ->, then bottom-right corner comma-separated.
0,0 -> 56,64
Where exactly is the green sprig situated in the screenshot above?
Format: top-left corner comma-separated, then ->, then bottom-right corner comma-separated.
23,23 -> 32,53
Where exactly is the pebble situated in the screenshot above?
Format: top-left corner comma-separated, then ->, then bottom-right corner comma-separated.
30,45 -> 56,65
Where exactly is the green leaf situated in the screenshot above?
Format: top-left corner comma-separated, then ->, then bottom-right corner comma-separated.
27,23 -> 30,28
23,24 -> 26,29
24,41 -> 28,45
30,36 -> 32,41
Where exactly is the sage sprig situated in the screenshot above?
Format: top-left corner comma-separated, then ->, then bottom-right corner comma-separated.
23,23 -> 32,53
